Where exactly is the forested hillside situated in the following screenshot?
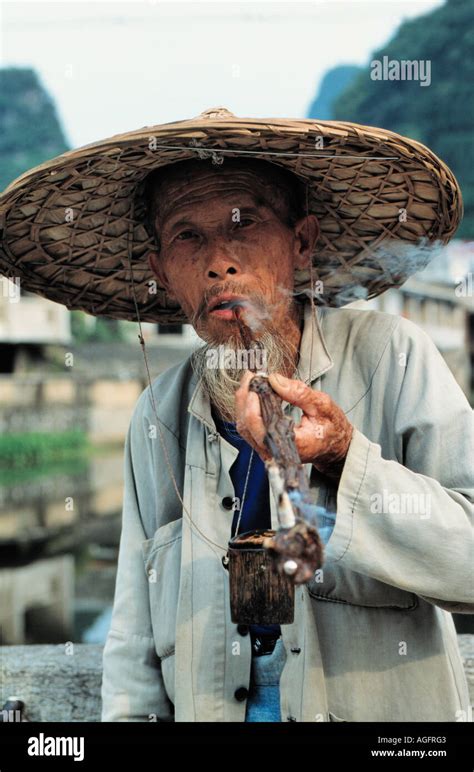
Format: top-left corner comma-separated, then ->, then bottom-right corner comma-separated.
331,0 -> 473,237
0,68 -> 69,193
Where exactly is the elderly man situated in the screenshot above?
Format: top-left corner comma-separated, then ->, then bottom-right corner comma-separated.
0,108 -> 472,723
103,154 -> 472,723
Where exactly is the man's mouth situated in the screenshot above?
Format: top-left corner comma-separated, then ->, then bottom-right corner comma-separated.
208,295 -> 248,320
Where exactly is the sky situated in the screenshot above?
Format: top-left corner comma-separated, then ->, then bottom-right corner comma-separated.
1,0 -> 444,149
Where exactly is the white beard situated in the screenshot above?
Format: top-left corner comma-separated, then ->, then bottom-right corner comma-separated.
190,325 -> 299,422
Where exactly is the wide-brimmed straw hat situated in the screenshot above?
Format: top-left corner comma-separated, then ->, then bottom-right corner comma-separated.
0,106 -> 462,323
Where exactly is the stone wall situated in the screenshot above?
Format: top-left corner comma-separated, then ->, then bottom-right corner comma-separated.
1,637 -> 473,722
0,376 -> 144,443
0,335 -> 196,443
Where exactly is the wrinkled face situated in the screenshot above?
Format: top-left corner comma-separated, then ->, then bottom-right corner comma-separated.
147,161 -> 319,345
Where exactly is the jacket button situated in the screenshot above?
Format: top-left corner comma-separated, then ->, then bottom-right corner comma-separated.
234,687 -> 249,702
287,715 -> 297,722
222,496 -> 234,510
237,624 -> 249,636
290,647 -> 301,654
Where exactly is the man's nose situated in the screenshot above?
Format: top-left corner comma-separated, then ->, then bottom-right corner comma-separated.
206,250 -> 241,280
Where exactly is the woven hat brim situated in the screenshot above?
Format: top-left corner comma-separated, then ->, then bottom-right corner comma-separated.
0,112 -> 463,323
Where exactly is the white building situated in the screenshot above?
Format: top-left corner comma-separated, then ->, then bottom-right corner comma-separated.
0,277 -> 71,372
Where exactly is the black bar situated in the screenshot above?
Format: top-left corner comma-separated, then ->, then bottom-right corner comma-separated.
0,721 -> 472,767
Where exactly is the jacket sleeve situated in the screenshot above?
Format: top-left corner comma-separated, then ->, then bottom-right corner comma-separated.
326,315 -> 474,613
101,397 -> 174,721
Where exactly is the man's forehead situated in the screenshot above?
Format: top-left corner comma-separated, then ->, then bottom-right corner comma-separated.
162,191 -> 266,228
154,164 -> 280,227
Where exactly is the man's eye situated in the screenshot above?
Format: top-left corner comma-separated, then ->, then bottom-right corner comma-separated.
235,218 -> 255,228
176,230 -> 197,241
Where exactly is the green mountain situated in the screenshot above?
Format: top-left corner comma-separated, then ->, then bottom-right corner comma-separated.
307,65 -> 362,120
331,0 -> 474,238
0,67 -> 69,193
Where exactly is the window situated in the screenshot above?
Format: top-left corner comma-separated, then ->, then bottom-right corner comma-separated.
157,323 -> 183,335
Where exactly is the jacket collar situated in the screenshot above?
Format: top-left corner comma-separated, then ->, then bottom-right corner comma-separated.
295,302 -> 333,385
187,301 -> 334,431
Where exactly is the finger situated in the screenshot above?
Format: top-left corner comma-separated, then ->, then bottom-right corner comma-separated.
237,370 -> 254,390
235,371 -> 254,400
235,371 -> 254,415
267,372 -> 323,417
238,389 -> 267,448
293,422 -> 325,462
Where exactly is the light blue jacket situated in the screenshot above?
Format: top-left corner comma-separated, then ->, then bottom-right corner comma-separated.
101,303 -> 474,722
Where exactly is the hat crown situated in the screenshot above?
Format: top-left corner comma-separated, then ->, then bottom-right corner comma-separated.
197,106 -> 235,120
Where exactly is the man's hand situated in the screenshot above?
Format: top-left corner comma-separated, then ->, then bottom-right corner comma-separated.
235,371 -> 354,484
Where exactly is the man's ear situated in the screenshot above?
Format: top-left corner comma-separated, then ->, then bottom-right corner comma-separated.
292,214 -> 320,270
148,251 -> 177,301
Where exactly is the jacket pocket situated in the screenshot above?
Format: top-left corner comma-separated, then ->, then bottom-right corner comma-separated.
307,564 -> 418,609
142,518 -> 182,659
